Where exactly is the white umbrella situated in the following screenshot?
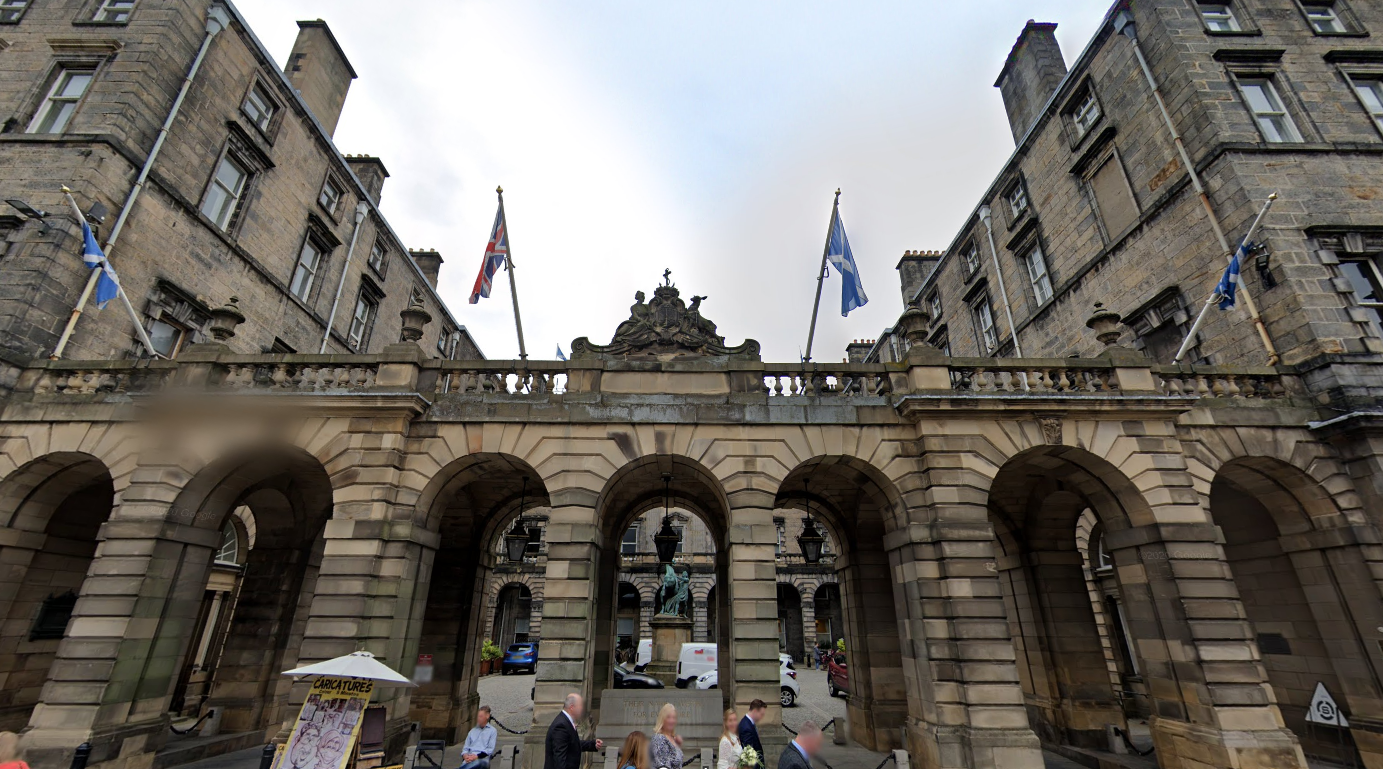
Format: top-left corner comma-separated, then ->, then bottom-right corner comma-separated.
282,651 -> 417,687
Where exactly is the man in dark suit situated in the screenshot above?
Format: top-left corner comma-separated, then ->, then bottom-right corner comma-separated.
544,693 -> 603,769
737,699 -> 766,763
778,721 -> 821,769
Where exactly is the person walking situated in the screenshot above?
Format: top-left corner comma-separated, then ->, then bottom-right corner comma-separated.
615,731 -> 651,769
459,706 -> 498,769
544,694 -> 603,769
777,721 -> 821,769
716,710 -> 742,769
736,699 -> 766,762
650,704 -> 684,769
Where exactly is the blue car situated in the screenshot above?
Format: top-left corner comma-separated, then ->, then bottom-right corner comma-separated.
502,642 -> 538,675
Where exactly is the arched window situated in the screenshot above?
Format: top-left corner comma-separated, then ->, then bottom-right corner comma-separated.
215,521 -> 241,565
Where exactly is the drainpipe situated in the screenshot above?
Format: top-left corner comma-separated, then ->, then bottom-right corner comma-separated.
1113,11 -> 1279,365
978,205 -> 1023,358
51,2 -> 232,359
320,202 -> 371,353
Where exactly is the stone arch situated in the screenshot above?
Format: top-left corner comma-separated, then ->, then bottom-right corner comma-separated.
776,455 -> 909,751
1181,427 -> 1365,527
410,453 -> 550,742
986,444 -> 1154,751
592,454 -> 733,706
167,445 -> 337,737
0,452 -> 115,732
1210,456 -> 1382,765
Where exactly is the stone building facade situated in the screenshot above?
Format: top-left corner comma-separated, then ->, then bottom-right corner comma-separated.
867,0 -> 1383,412
0,0 -> 479,363
0,4 -> 1381,769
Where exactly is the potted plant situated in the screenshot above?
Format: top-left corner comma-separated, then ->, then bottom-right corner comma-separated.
481,639 -> 502,675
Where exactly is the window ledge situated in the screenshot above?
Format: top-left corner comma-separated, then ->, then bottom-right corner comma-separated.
1311,30 -> 1370,39
71,19 -> 130,27
1205,29 -> 1263,38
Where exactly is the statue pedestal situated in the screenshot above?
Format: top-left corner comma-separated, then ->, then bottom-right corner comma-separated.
647,613 -> 693,687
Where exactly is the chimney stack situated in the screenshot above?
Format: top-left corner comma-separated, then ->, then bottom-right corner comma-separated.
994,21 -> 1067,144
845,339 -> 876,364
285,20 -> 357,136
409,249 -> 443,289
346,155 -> 389,204
896,250 -> 942,305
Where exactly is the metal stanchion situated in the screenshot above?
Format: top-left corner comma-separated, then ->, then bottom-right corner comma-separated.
70,743 -> 92,769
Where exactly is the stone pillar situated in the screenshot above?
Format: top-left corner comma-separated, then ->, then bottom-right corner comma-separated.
299,516 -> 438,750
523,500 -> 599,769
1103,521 -> 1308,769
725,489 -> 786,764
1278,525 -> 1383,766
883,517 -> 1043,769
23,514 -> 221,769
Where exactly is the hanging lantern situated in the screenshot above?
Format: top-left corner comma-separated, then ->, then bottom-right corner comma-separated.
653,473 -> 680,564
797,479 -> 827,564
504,478 -> 530,563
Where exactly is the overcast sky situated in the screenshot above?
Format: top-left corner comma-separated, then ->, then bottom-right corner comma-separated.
233,1 -> 1112,362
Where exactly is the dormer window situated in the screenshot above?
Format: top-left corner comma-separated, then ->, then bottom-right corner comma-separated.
92,0 -> 134,23
1072,90 -> 1102,137
1304,2 -> 1347,34
1006,183 -> 1030,219
318,177 -> 343,216
241,82 -> 277,133
962,244 -> 981,276
0,0 -> 30,22
1200,3 -> 1241,32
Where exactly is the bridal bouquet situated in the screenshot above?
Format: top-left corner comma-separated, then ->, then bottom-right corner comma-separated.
737,747 -> 761,768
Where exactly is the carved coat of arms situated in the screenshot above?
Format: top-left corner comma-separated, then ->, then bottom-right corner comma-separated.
571,272 -> 760,360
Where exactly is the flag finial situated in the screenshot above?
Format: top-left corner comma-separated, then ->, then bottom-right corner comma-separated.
61,185 -> 72,194
496,185 -> 503,194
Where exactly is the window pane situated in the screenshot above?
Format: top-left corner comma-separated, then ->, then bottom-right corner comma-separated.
1241,82 -> 1275,113
149,318 -> 184,358
1341,261 -> 1381,304
290,242 -> 320,299
30,70 -> 93,134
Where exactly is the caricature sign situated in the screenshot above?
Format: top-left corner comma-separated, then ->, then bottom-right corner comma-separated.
274,677 -> 374,769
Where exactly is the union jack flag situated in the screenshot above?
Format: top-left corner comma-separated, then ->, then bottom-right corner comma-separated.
470,203 -> 508,304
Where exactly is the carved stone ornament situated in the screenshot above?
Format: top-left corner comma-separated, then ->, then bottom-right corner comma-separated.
571,272 -> 760,360
1038,416 -> 1063,446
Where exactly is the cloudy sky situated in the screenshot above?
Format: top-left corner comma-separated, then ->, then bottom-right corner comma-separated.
234,1 -> 1112,362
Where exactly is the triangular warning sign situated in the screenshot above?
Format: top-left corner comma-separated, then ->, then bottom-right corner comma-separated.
1307,682 -> 1349,726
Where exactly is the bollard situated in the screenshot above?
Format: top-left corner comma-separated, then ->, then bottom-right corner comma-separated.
832,713 -> 846,746
699,747 -> 712,769
258,743 -> 276,769
892,749 -> 909,769
603,742 -> 619,769
70,742 -> 92,769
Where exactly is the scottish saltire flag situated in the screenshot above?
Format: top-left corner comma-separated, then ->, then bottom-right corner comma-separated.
73,201 -> 119,310
1216,243 -> 1246,310
469,203 -> 508,304
556,344 -> 567,361
826,212 -> 868,316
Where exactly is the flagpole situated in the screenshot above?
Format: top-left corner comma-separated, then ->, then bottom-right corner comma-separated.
1173,193 -> 1278,364
496,186 -> 528,360
60,188 -> 159,359
803,189 -> 840,363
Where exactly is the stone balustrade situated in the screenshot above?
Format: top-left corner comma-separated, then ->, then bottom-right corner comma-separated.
8,350 -> 1300,404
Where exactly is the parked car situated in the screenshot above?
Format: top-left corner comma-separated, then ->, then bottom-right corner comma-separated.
615,663 -> 665,689
826,653 -> 848,697
695,657 -> 800,707
675,643 -> 718,688
502,642 -> 538,675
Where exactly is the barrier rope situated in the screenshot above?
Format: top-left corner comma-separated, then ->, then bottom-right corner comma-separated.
170,711 -> 215,735
782,718 -> 835,737
1112,726 -> 1154,757
490,717 -> 529,735
870,753 -> 897,769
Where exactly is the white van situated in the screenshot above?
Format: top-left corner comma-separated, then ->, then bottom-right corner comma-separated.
675,643 -> 717,688
636,639 -> 652,671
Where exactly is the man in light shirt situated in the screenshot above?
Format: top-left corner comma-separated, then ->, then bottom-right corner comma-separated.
460,706 -> 498,769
